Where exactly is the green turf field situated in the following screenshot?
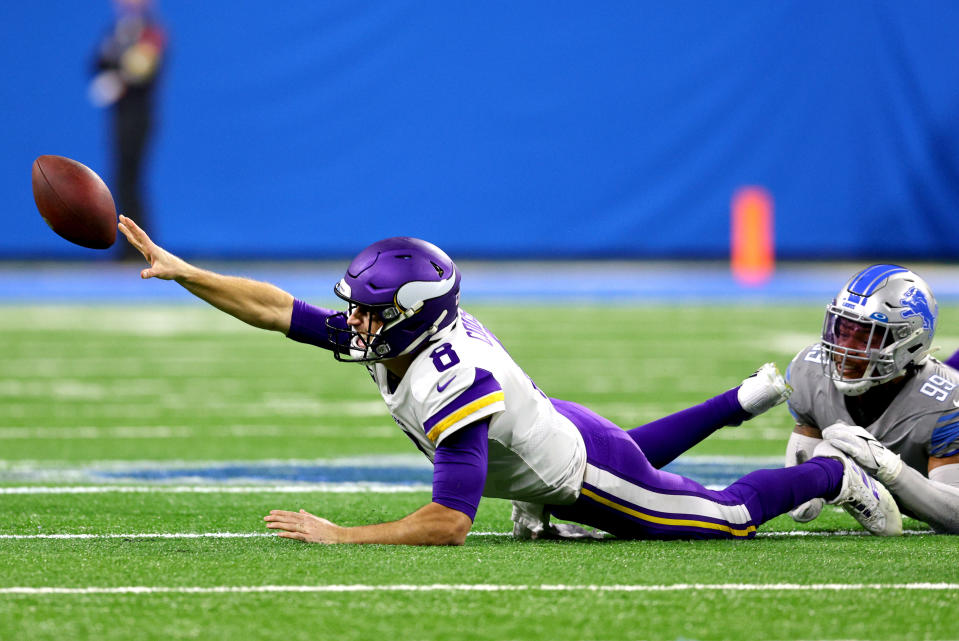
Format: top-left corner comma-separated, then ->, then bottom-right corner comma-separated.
2,303 -> 958,641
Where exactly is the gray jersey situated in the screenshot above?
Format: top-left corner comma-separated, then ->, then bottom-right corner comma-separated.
787,344 -> 959,476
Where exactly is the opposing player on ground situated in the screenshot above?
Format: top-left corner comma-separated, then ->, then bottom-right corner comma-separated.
118,216 -> 902,543
785,264 -> 959,533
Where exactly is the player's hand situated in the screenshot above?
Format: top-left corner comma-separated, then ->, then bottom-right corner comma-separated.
790,498 -> 824,523
117,214 -> 188,280
823,422 -> 903,485
786,432 -> 824,522
264,509 -> 343,544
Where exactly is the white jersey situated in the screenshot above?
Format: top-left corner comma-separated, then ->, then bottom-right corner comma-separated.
367,309 -> 587,505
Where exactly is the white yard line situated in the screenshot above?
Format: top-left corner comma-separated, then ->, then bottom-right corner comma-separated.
1,583 -> 957,595
0,529 -> 934,540
0,424 -> 396,439
0,454 -> 429,470
0,484 -> 431,494
0,454 -> 774,469
0,399 -> 386,418
0,532 -> 271,540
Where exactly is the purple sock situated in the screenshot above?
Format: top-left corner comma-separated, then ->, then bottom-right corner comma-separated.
946,349 -> 959,370
627,387 -> 752,468
723,457 -> 844,525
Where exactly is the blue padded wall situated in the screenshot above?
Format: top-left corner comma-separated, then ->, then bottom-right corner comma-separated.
4,2 -> 959,259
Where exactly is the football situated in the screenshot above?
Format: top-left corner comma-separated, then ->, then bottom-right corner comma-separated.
31,155 -> 117,249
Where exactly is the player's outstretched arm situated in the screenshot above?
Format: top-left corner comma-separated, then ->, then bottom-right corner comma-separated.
118,215 -> 294,333
785,423 -> 825,522
882,456 -> 959,534
264,502 -> 473,545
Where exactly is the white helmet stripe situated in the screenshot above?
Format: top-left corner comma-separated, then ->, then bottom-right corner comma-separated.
395,270 -> 456,311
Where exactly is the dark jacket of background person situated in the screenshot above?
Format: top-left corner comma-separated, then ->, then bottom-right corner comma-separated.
89,1 -> 166,256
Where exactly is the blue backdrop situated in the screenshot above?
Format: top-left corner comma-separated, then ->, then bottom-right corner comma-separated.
4,2 -> 959,259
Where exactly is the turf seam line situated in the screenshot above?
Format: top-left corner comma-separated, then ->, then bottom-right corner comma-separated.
1,583 -> 958,595
0,532 -> 508,539
0,485 -> 431,494
0,529 -> 935,539
0,533 -> 272,540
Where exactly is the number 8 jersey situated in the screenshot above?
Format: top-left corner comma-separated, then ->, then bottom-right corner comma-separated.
368,309 -> 587,505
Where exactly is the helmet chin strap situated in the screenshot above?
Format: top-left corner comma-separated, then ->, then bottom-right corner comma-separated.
829,356 -> 911,396
398,309 -> 451,357
827,357 -> 884,396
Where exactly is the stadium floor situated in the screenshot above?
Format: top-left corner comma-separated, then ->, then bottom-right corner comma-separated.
4,272 -> 959,639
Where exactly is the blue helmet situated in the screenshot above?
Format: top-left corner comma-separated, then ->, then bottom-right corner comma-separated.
327,237 -> 461,361
821,264 -> 938,395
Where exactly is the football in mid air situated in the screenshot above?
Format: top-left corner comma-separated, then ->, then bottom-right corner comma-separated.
31,155 -> 117,249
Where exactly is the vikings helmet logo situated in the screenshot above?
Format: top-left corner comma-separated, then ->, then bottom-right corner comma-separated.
900,286 -> 936,332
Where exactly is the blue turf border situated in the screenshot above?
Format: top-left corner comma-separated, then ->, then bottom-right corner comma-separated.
2,261 -> 958,304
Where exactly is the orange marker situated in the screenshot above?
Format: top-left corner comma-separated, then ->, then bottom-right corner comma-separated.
731,186 -> 774,286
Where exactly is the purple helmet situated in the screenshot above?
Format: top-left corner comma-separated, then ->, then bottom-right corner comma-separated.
327,237 -> 461,361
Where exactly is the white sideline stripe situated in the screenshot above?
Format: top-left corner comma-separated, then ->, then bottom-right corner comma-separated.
0,423 -> 792,441
755,528 -> 935,537
0,531 -> 508,540
1,583 -> 957,595
0,454 -> 773,468
0,484 -> 431,495
0,533 -> 272,540
0,529 -> 935,540
0,424 -> 396,440
0,454 -> 429,470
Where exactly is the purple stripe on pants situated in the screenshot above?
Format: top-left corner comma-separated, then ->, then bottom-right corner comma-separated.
547,398 -> 843,540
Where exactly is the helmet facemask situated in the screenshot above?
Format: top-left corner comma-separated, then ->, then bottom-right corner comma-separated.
820,265 -> 937,396
326,296 -> 452,363
821,308 -> 915,395
331,301 -> 393,362
324,237 -> 461,364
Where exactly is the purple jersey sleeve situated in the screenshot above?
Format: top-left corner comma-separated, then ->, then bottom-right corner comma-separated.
286,299 -> 349,352
431,419 -> 489,521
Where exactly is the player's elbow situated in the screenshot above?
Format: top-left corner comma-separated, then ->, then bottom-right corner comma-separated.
433,509 -> 473,546
249,302 -> 292,334
453,520 -> 473,546
439,524 -> 470,546
259,310 -> 288,333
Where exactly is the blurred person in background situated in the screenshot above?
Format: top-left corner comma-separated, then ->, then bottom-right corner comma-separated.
89,0 -> 167,259
784,264 -> 959,533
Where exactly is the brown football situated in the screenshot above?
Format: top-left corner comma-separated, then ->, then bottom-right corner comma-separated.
31,155 -> 117,249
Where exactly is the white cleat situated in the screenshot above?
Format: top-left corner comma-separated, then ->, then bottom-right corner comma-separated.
738,362 -> 792,416
813,441 -> 903,536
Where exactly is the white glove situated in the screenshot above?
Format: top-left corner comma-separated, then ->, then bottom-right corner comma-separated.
790,497 -> 824,523
511,501 -> 605,540
822,422 -> 903,485
785,430 -> 824,522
